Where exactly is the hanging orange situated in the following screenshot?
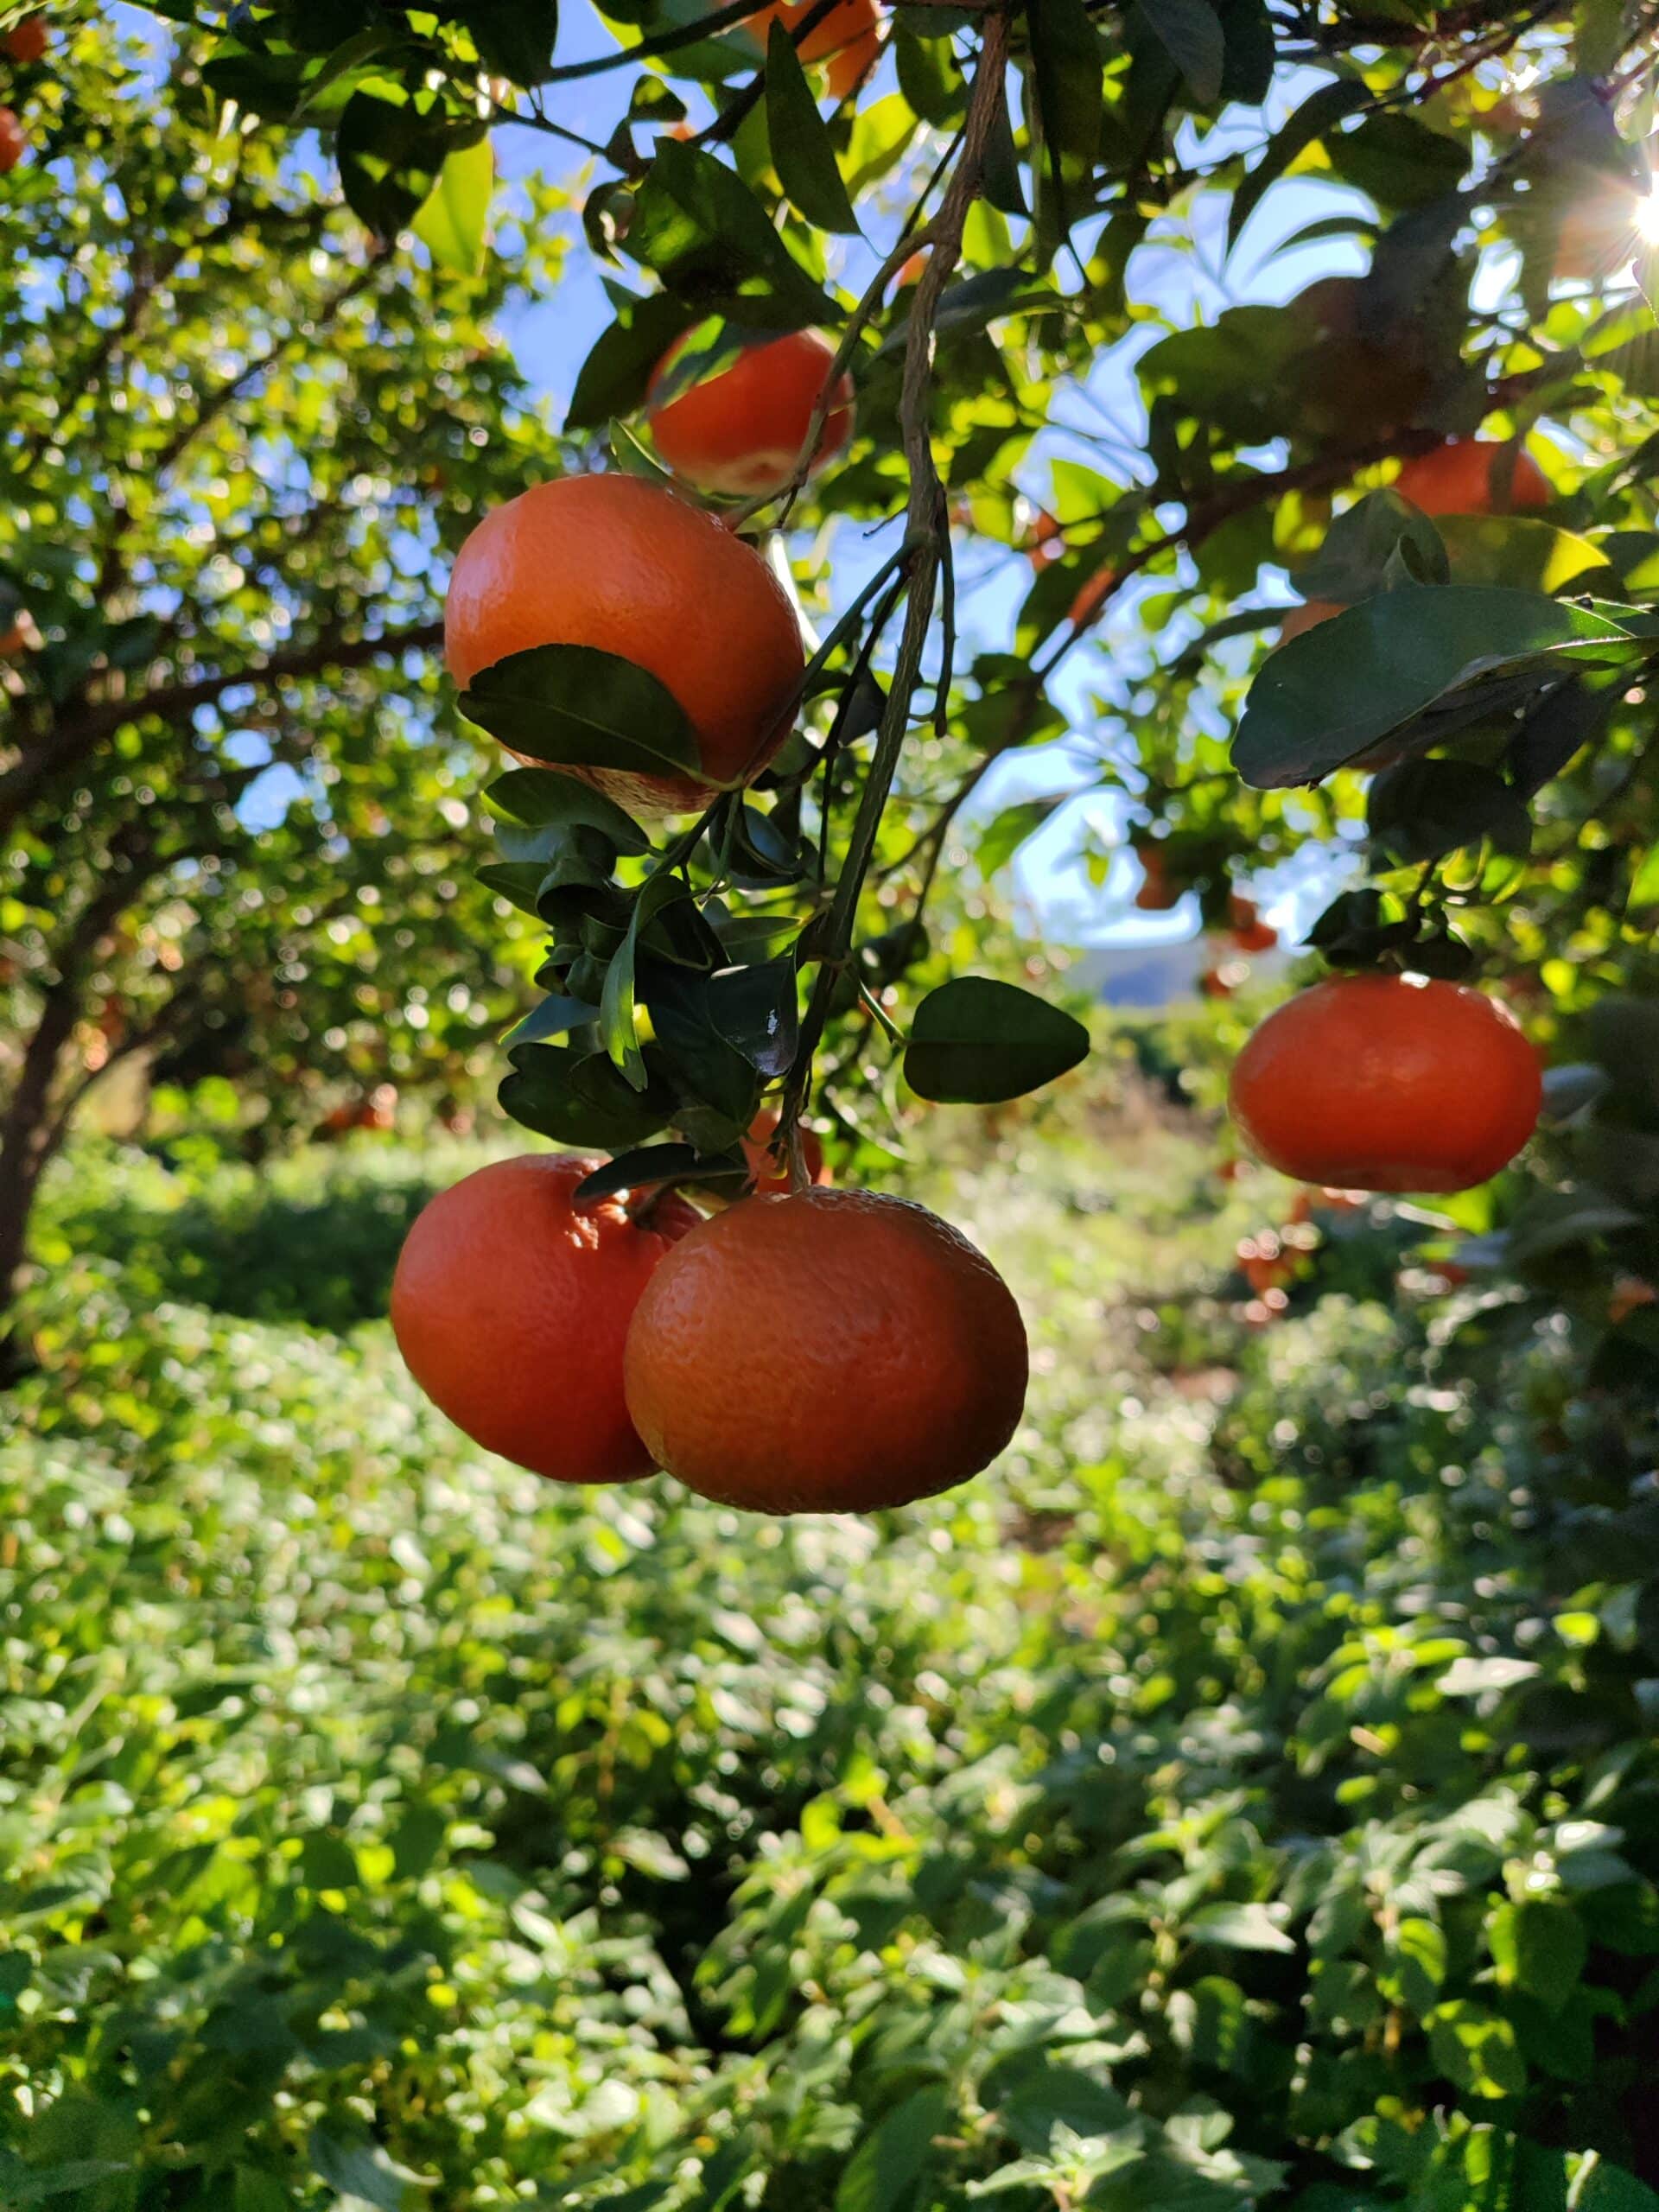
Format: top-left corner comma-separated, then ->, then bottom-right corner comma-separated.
391,1154 -> 699,1485
1229,974 -> 1541,1194
624,1188 -> 1027,1513
1394,439 -> 1549,516
444,474 -> 804,812
647,329 -> 855,499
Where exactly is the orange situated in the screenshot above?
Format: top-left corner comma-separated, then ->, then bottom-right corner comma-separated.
0,107 -> 22,171
391,1154 -> 699,1484
624,1188 -> 1027,1513
646,328 -> 854,499
748,0 -> 878,67
445,474 -> 804,812
1277,598 -> 1339,645
1229,974 -> 1541,1193
824,22 -> 880,99
1394,439 -> 1549,516
741,1107 -> 830,1195
3,15 -> 44,60
1134,844 -> 1179,912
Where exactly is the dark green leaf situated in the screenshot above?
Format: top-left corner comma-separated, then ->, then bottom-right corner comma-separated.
460,644 -> 703,783
1027,0 -> 1103,234
894,24 -> 964,126
1368,760 -> 1533,866
339,86 -> 472,238
1234,588 -> 1639,788
623,140 -> 837,322
573,1145 -> 747,1201
485,767 -> 651,852
499,1045 -> 677,1148
766,22 -> 859,232
905,977 -> 1090,1104
836,2086 -> 950,2212
567,289 -> 702,432
308,2131 -> 435,2212
1136,0 -> 1224,105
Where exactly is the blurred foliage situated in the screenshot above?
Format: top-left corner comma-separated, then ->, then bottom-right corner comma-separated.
4,1114 -> 1659,2208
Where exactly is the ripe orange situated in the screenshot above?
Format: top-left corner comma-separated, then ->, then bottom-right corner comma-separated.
3,15 -> 45,60
1229,973 -> 1541,1193
824,19 -> 880,99
748,0 -> 879,72
391,1154 -> 699,1484
1277,598 -> 1340,645
1394,439 -> 1549,516
445,474 -> 804,812
741,1108 -> 830,1195
0,106 -> 22,171
646,328 -> 854,499
624,1188 -> 1027,1513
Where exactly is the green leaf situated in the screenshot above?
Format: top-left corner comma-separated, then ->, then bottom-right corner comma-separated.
1295,490 -> 1449,603
1489,1899 -> 1589,2012
623,140 -> 837,323
836,2086 -> 950,2212
1136,0 -> 1225,105
573,1145 -> 746,1202
1185,1901 -> 1297,1954
766,22 -> 859,233
460,645 -> 703,784
905,977 -> 1090,1104
485,767 -> 651,853
1438,1656 -> 1540,1695
567,289 -> 702,433
308,2131 -> 435,2212
1435,513 -> 1613,595
1377,1916 -> 1446,2013
339,84 -> 469,238
1367,760 -> 1533,866
501,995 -> 601,1051
603,874 -> 691,1090
1233,588 -> 1641,788
1426,2003 -> 1528,2100
1000,2065 -> 1135,2153
499,1045 -> 677,1148
413,133 -> 493,275
976,798 -> 1064,876
1027,0 -> 1103,232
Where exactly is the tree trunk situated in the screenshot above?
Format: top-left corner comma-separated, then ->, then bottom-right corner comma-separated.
0,979 -> 80,1377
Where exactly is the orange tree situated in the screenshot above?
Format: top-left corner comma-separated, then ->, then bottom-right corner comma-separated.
0,22 -> 591,1335
86,0 -> 1658,1336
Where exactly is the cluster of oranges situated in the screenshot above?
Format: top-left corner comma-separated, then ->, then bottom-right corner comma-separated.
391,1142 -> 1027,1515
410,132 -> 1036,1516
0,14 -> 47,175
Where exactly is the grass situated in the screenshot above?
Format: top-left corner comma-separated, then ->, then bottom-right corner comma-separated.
3,1092 -> 1656,2212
